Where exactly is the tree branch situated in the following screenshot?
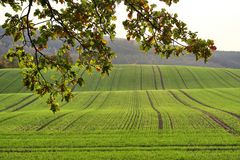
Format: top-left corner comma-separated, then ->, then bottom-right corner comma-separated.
125,1 -> 186,47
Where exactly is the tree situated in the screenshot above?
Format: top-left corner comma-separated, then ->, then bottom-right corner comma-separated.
0,0 -> 216,112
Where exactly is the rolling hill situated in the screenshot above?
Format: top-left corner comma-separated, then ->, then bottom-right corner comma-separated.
0,65 -> 240,159
0,65 -> 240,93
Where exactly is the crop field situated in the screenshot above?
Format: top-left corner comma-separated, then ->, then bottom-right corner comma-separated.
0,65 -> 240,160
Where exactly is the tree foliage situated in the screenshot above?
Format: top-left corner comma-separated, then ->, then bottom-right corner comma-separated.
0,0 -> 216,112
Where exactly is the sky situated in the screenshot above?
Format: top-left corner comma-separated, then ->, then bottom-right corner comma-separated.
0,0 -> 240,51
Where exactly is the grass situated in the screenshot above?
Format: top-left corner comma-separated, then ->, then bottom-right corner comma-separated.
0,65 -> 240,159
1,65 -> 240,93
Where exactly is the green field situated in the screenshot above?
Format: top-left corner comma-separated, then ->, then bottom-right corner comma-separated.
0,65 -> 240,160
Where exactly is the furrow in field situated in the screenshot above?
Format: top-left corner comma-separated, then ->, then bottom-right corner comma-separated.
94,92 -> 114,129
79,93 -> 114,130
110,69 -> 118,91
209,90 -> 240,104
216,89 -> 240,100
224,70 -> 240,82
0,71 -> 7,77
146,91 -> 163,129
126,105 -> 136,130
225,70 -> 240,79
175,67 -> 188,89
169,91 -> 238,135
1,144 -> 240,149
133,106 -> 141,129
115,67 -> 123,91
18,85 -> 27,93
12,97 -> 39,112
200,114 -> 216,129
186,68 -> 204,88
64,92 -> 111,131
105,102 -> 131,130
150,92 -> 168,129
82,93 -> 101,109
210,69 -> 234,87
216,70 -> 238,87
0,94 -> 34,112
128,92 -> 141,130
0,76 -> 21,93
98,92 -> 111,108
121,104 -> 134,130
157,66 -> 165,89
62,113 -> 88,131
0,114 -> 23,124
36,113 -> 70,131
137,111 -> 143,129
0,95 -> 14,103
118,94 -> 135,130
125,101 -> 136,130
166,112 -> 174,129
79,94 -> 96,109
103,110 -> 120,130
0,145 -> 239,153
180,90 -> 240,120
101,111 -> 113,129
152,66 -> 158,90
94,77 -> 101,91
134,93 -> 142,129
140,65 -> 143,90
184,112 -> 197,129
136,95 -> 143,129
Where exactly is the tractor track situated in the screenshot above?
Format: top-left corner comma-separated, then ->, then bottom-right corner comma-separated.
36,113 -> 70,131
0,76 -> 21,93
62,113 -> 88,131
140,65 -> 143,90
12,97 -> 39,112
166,112 -> 173,129
0,114 -> 24,124
225,70 -> 240,80
169,91 -> 239,135
94,77 -> 101,91
0,71 -> 7,78
224,70 -> 240,82
0,95 -> 14,103
186,68 -> 204,88
0,94 -> 34,112
152,66 -> 158,90
0,145 -> 239,153
82,93 -> 101,109
213,69 -> 236,87
179,90 -> 240,120
63,92 -> 110,131
146,91 -> 163,129
110,69 -> 118,91
175,67 -> 188,89
209,90 -> 240,104
210,70 -> 234,87
156,66 -> 165,89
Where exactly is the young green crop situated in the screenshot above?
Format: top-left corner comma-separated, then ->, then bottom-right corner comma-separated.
0,65 -> 240,159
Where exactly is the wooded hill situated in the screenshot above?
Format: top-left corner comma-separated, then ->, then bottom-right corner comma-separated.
1,28 -> 240,68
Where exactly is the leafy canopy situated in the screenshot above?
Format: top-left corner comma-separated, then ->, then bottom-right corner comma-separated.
0,0 -> 216,112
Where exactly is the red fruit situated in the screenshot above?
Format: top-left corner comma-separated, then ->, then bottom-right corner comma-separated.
210,45 -> 217,51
